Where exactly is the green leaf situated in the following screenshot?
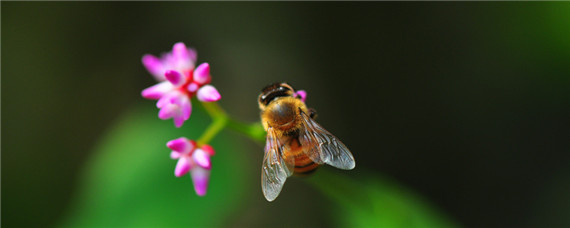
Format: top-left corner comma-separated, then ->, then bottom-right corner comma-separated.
308,169 -> 461,228
59,104 -> 252,227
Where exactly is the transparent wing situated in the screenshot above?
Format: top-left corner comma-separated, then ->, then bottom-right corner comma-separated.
298,110 -> 356,170
261,127 -> 293,201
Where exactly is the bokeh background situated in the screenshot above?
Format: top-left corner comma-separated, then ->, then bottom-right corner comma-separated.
3,2 -> 570,228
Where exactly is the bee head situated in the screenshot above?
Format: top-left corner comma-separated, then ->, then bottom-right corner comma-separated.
258,82 -> 295,109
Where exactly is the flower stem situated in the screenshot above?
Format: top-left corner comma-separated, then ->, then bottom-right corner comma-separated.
197,101 -> 265,146
227,118 -> 265,144
197,116 -> 227,146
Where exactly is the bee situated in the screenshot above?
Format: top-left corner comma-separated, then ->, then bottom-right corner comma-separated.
258,82 -> 355,201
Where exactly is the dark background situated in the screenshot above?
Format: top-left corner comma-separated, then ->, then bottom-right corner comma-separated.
3,2 -> 570,227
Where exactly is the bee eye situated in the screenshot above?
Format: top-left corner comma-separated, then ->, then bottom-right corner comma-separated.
259,86 -> 293,105
277,86 -> 290,92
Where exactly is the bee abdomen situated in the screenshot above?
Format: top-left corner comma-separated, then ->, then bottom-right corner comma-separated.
293,154 -> 319,175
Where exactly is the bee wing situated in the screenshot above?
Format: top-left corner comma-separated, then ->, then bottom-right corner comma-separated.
262,127 -> 294,201
299,111 -> 356,170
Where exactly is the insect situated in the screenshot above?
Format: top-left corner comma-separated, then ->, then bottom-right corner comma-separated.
258,82 -> 355,201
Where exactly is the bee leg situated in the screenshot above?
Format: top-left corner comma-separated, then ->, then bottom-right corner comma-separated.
309,108 -> 318,120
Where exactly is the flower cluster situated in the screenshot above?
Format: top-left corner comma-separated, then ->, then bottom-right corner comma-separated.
141,42 -> 221,128
167,138 -> 215,196
141,42 -> 220,196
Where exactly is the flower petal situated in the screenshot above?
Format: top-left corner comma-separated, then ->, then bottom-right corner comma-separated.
158,104 -> 176,120
173,114 -> 185,128
186,82 -> 199,93
156,91 -> 182,108
192,149 -> 211,169
197,85 -> 221,102
190,167 -> 210,196
295,90 -> 307,102
165,70 -> 186,87
156,91 -> 172,108
156,92 -> 191,127
188,48 -> 198,63
174,157 -> 191,177
172,42 -> 189,59
172,42 -> 195,71
161,53 -> 175,70
200,144 -> 216,156
193,63 -> 211,85
141,81 -> 172,100
166,137 -> 193,153
170,151 -> 181,159
181,96 -> 192,120
142,54 -> 166,81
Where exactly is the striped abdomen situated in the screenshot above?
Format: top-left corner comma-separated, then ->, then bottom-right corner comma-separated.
284,137 -> 319,175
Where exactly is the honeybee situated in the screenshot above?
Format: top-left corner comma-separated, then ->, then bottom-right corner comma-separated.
258,82 -> 355,201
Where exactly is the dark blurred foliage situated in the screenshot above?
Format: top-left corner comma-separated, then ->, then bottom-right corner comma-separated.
2,2 -> 570,228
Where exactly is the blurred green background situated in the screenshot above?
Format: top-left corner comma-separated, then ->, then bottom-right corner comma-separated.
3,2 -> 570,228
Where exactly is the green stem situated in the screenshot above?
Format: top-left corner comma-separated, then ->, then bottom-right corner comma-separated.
227,118 -> 265,144
197,101 -> 265,146
200,100 -> 226,119
196,117 -> 227,146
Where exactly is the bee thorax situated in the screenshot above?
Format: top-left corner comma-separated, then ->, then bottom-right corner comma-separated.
269,103 -> 296,126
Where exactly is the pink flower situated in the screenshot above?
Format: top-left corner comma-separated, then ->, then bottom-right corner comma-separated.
167,137 -> 216,196
141,42 -> 221,127
142,42 -> 197,81
295,90 -> 307,102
